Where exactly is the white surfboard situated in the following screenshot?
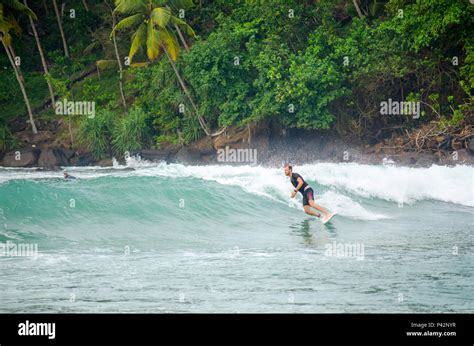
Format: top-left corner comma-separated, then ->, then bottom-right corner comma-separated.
322,212 -> 337,224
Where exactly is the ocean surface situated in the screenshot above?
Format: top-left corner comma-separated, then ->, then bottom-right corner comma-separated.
0,158 -> 473,312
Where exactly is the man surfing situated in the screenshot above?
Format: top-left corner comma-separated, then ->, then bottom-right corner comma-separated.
63,171 -> 77,180
284,163 -> 334,223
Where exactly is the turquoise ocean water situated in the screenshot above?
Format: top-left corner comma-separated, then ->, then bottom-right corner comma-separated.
0,159 -> 473,312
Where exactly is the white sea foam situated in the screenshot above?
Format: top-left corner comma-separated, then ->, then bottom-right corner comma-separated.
137,161 -> 473,208
297,163 -> 474,207
1,159 -> 473,210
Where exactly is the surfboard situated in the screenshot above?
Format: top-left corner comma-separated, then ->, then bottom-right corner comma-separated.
322,212 -> 336,224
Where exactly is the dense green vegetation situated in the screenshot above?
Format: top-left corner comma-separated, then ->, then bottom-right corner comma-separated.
0,0 -> 472,158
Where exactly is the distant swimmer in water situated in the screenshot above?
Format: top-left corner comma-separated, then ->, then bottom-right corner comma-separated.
284,163 -> 334,223
63,171 -> 77,180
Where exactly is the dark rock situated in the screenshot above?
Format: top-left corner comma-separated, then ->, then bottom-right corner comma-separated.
69,153 -> 95,166
8,118 -> 28,133
96,159 -> 113,167
415,152 -> 438,167
447,149 -> 473,165
134,149 -> 171,162
176,147 -> 202,165
407,156 -> 417,165
63,149 -> 75,160
191,136 -> 215,155
213,126 -> 251,149
433,151 -> 445,163
466,137 -> 474,155
38,148 -> 71,168
1,147 -> 40,167
17,130 -> 55,145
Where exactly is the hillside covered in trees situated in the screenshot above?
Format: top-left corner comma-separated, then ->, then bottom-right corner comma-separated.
0,0 -> 473,166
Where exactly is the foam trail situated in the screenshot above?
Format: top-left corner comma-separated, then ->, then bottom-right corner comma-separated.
1,159 -> 473,208
319,191 -> 389,220
131,161 -> 473,208
297,163 -> 474,207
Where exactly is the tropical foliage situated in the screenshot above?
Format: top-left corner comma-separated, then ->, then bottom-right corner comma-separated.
0,0 -> 472,154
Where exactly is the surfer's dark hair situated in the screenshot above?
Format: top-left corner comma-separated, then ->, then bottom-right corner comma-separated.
284,163 -> 292,170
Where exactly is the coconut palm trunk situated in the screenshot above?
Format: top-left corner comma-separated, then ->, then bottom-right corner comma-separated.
352,0 -> 364,19
106,0 -> 127,112
7,45 -> 22,79
174,24 -> 189,53
24,0 -> 55,106
42,0 -> 48,14
112,27 -> 127,112
81,0 -> 89,11
161,43 -> 211,136
162,43 -> 227,137
52,0 -> 70,58
1,35 -> 38,134
112,1 -> 226,136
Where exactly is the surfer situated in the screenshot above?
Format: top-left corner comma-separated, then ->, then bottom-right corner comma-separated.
284,164 -> 334,223
63,171 -> 76,180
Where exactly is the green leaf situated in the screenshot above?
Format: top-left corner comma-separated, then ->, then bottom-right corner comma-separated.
151,7 -> 171,28
170,16 -> 196,37
129,62 -> 148,68
2,0 -> 37,20
112,13 -> 144,36
129,22 -> 147,62
146,21 -> 160,60
113,0 -> 147,15
159,28 -> 179,61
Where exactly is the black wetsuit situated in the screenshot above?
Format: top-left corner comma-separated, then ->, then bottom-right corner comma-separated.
291,172 -> 314,206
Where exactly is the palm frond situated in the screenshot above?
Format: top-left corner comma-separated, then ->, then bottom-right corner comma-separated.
151,7 -> 171,28
129,22 -> 147,62
129,62 -> 148,68
2,0 -> 37,20
170,16 -> 195,37
113,0 -> 147,15
146,21 -> 160,60
111,13 -> 144,36
159,28 -> 179,61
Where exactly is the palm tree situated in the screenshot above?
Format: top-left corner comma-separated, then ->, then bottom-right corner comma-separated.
81,0 -> 89,12
352,0 -> 364,19
112,0 -> 225,137
24,0 -> 55,106
0,1 -> 38,133
52,0 -> 69,58
85,1 -> 128,112
163,0 -> 195,53
104,0 -> 127,112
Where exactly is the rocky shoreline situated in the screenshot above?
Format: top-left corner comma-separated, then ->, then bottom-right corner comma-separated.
1,124 -> 473,169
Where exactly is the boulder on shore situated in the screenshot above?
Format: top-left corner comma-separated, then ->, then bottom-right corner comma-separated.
69,153 -> 95,166
133,149 -> 172,163
466,137 -> 474,155
1,147 -> 40,167
38,148 -> 71,168
175,147 -> 202,165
